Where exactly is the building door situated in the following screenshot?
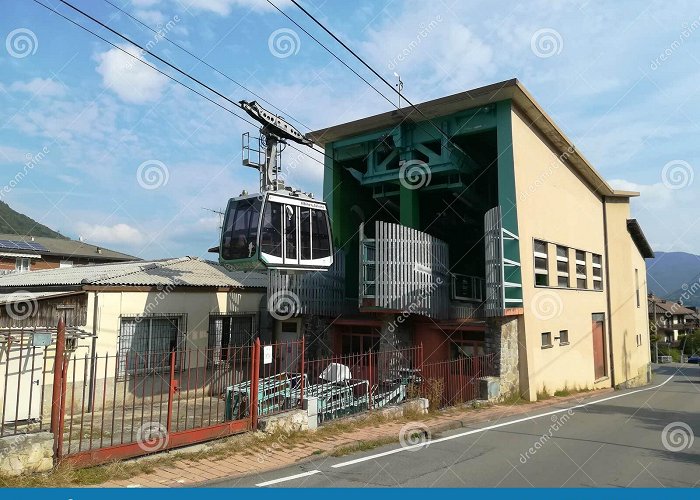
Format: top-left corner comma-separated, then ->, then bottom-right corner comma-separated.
276,320 -> 301,373
591,314 -> 606,380
2,346 -> 42,423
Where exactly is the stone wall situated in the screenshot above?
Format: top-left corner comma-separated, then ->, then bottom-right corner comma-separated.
485,315 -> 521,400
0,432 -> 53,476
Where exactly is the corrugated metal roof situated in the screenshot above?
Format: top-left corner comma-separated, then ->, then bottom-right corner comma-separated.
0,290 -> 85,304
0,233 -> 136,261
0,257 -> 267,289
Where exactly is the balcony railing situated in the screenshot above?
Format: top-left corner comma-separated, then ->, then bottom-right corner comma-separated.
359,221 -> 450,319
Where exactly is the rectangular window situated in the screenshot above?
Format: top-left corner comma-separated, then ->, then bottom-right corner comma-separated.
635,269 -> 640,307
592,254 -> 602,291
340,327 -> 380,355
299,208 -> 311,260
284,205 -> 297,260
118,315 -> 184,377
207,314 -> 256,365
310,209 -> 331,259
221,197 -> 261,260
541,332 -> 553,348
15,257 -> 30,273
576,250 -> 587,289
559,330 -> 569,345
260,201 -> 282,257
556,246 -> 569,288
534,240 -> 549,287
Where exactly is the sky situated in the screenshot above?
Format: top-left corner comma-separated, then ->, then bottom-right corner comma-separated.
1,0 -> 699,260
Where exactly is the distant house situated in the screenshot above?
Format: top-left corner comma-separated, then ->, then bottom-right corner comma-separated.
648,294 -> 699,342
0,233 -> 136,274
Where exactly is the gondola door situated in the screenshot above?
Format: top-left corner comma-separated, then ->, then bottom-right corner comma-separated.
282,203 -> 299,267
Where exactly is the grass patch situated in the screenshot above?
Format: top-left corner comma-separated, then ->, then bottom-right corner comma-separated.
328,437 -> 397,457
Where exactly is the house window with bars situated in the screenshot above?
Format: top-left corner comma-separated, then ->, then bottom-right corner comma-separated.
118,315 -> 185,377
207,314 -> 257,364
556,246 -> 569,288
575,250 -> 587,289
592,254 -> 603,290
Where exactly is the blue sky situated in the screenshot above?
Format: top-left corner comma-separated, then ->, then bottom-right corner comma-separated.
1,0 -> 699,259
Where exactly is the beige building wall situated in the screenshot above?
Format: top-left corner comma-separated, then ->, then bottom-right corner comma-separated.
604,199 -> 652,387
511,106 -> 612,400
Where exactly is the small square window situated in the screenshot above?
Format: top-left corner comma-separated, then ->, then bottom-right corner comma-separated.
577,278 -> 587,289
559,330 -> 569,345
541,332 -> 552,348
593,280 -> 603,291
536,274 -> 549,286
557,275 -> 569,287
534,240 -> 547,254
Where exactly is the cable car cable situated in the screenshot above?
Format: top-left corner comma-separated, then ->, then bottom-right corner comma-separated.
32,0 -> 329,169
100,0 -> 312,133
285,0 -> 473,159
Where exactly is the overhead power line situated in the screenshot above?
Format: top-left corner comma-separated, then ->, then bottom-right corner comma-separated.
34,0 -> 329,169
101,0 -> 311,132
286,0 -> 473,159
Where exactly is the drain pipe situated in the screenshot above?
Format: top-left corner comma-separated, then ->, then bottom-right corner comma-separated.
87,291 -> 98,412
602,198 -> 616,387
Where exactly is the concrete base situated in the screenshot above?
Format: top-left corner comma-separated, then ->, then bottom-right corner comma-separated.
258,410 -> 309,434
0,432 -> 54,476
615,362 -> 653,389
479,376 -> 501,402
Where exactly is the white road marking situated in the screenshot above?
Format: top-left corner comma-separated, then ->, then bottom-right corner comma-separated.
331,375 -> 675,469
256,469 -> 321,487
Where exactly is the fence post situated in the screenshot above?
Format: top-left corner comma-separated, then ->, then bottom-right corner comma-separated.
367,350 -> 373,410
166,351 -> 176,434
250,338 -> 261,430
299,336 -> 305,405
50,319 -> 66,463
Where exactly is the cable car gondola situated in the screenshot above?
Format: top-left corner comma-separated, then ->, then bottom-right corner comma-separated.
219,189 -> 332,271
215,100 -> 334,272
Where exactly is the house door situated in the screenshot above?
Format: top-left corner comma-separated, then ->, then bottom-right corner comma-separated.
2,346 -> 42,423
276,320 -> 301,374
591,314 -> 606,380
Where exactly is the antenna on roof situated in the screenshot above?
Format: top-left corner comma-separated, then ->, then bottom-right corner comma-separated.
202,207 -> 224,230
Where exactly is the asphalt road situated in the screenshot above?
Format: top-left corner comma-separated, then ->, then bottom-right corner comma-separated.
208,364 -> 700,488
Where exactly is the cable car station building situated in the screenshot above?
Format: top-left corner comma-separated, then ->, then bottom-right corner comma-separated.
270,79 -> 653,401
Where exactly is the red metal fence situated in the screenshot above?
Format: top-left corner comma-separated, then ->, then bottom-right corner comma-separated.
1,320 -> 496,468
420,353 -> 496,409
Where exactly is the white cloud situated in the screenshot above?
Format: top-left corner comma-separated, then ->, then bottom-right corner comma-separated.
0,145 -> 29,163
134,9 -> 167,25
95,44 -> 168,104
7,78 -> 66,97
75,222 -> 146,246
186,0 -> 289,15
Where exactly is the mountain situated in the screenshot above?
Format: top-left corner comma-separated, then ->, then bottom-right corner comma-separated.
646,251 -> 700,307
0,201 -> 67,239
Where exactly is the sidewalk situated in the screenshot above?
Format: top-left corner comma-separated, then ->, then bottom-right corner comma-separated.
99,390 -> 611,488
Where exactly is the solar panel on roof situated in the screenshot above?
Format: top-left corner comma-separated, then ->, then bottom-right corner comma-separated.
0,239 -> 47,252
